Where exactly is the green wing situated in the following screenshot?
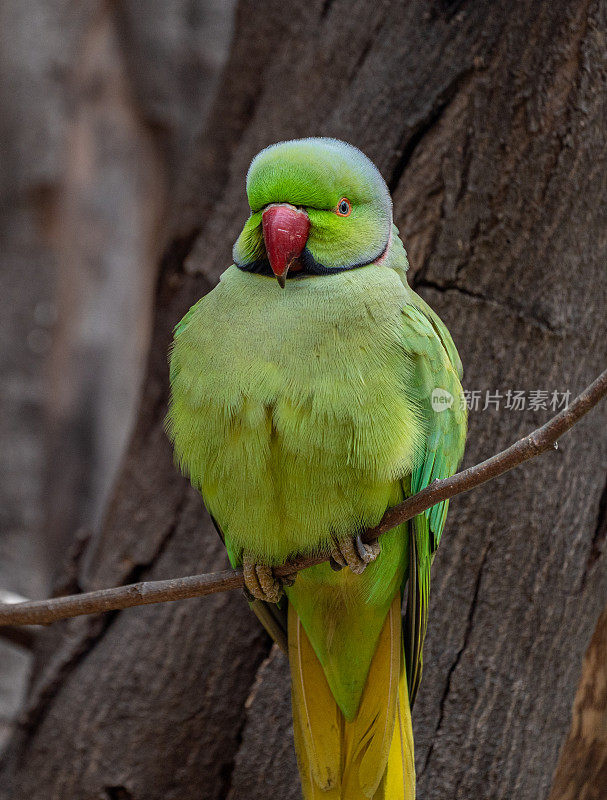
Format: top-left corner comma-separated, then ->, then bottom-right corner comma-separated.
401,294 -> 467,705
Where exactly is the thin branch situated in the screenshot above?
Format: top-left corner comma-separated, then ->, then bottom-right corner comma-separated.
1,368 -> 605,629
0,592 -> 39,648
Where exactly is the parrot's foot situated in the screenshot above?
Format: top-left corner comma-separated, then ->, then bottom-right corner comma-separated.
329,534 -> 381,575
242,556 -> 296,603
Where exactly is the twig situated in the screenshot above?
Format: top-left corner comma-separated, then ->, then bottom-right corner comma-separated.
0,368 -> 605,629
0,592 -> 39,648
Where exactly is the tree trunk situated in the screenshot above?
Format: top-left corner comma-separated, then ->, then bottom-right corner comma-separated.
0,0 -> 234,758
549,608 -> 607,800
2,1 -> 606,798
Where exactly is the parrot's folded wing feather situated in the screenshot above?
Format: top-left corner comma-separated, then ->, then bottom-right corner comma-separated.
410,291 -> 464,380
249,599 -> 288,653
400,296 -> 467,706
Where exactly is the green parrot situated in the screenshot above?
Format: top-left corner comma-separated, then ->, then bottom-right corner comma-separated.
167,138 -> 466,799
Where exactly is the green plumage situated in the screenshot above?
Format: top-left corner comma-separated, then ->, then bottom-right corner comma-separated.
167,138 -> 466,798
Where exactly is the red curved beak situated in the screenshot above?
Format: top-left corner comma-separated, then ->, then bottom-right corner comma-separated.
262,204 -> 310,288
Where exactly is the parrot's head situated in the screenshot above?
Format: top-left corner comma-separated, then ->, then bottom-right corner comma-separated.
233,137 -> 392,287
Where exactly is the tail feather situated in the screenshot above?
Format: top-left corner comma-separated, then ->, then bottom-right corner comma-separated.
289,605 -> 342,795
289,595 -> 415,799
382,667 -> 415,799
343,598 -> 400,797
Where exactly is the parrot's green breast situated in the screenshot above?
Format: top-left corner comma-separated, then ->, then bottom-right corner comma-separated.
168,264 -> 425,566
169,263 -> 428,718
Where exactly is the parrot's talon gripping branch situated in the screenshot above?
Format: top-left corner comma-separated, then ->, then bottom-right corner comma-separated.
241,584 -> 256,603
356,533 -> 381,562
242,557 -> 296,603
330,534 -> 381,575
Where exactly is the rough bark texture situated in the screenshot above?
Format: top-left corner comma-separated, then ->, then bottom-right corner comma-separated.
550,609 -> 607,800
2,1 -> 607,799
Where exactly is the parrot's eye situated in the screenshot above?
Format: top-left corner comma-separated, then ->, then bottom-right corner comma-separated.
336,198 -> 352,217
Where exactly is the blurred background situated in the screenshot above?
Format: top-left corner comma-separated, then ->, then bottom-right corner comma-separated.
0,0 -> 236,752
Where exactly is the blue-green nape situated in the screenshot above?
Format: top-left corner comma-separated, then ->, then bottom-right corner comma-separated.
233,137 -> 393,275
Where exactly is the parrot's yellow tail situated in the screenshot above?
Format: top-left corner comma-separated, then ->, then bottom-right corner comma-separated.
288,594 -> 415,799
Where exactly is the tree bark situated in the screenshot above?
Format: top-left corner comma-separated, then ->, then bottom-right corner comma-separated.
549,609 -> 607,800
2,1 -> 606,799
0,0 -> 234,761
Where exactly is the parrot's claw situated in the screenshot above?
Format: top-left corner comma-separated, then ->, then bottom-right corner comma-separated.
242,557 -> 296,603
330,534 -> 381,575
